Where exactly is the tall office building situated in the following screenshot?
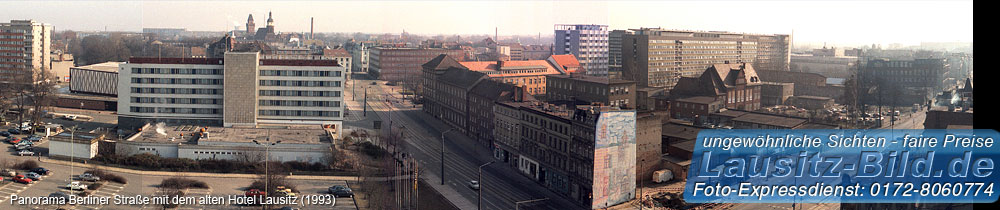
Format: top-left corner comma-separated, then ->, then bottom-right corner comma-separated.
0,20 -> 52,81
555,24 -> 609,77
118,53 -> 346,137
621,28 -> 790,89
608,30 -> 631,79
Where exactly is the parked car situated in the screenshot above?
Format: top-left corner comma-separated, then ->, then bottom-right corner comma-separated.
1,169 -> 15,177
15,144 -> 31,151
328,185 -> 353,197
24,172 -> 42,181
48,192 -> 70,200
8,128 -> 22,135
15,140 -> 32,146
30,167 -> 50,175
274,186 -> 296,197
66,181 -> 87,191
79,173 -> 100,182
13,175 -> 31,184
7,137 -> 21,144
468,180 -> 480,190
26,134 -> 42,142
17,150 -> 34,156
244,189 -> 266,196
0,131 -> 10,137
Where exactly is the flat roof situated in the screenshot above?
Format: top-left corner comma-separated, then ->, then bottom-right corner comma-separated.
128,124 -> 330,145
73,62 -> 121,73
200,126 -> 330,144
546,74 -> 634,85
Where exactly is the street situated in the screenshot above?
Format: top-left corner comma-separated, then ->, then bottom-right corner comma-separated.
345,76 -> 582,210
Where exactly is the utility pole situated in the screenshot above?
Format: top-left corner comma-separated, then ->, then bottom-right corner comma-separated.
441,128 -> 454,185
478,160 -> 495,210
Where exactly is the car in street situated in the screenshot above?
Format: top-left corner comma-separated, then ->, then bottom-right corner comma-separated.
244,189 -> 266,196
63,115 -> 78,121
468,180 -> 480,190
24,172 -> 42,181
18,149 -> 34,156
0,131 -> 10,137
13,175 -> 32,184
328,185 -> 353,197
31,167 -> 50,175
274,186 -> 296,197
66,181 -> 88,191
79,173 -> 100,182
1,169 -> 15,177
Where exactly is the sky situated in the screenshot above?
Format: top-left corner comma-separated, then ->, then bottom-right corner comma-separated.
1,0 -> 973,47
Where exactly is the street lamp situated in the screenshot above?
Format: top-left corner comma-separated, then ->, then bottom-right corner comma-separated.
478,160 -> 495,210
440,128 -> 455,185
253,133 -> 280,196
515,198 -> 549,210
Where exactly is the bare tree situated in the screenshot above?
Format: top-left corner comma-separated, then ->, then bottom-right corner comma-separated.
233,146 -> 266,164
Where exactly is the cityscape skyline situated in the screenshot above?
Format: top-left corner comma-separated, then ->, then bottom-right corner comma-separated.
1,0 -> 973,47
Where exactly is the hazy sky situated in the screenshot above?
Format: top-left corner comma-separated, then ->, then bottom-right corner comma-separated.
1,1 -> 973,47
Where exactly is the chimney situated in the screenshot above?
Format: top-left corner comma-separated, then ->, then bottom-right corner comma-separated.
310,17 -> 314,40
496,60 -> 504,69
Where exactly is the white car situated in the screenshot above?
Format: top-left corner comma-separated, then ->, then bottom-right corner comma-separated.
468,180 -> 480,190
79,173 -> 101,182
17,150 -> 34,156
66,182 -> 88,191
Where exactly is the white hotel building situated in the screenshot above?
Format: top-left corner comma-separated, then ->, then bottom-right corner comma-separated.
118,52 -> 345,137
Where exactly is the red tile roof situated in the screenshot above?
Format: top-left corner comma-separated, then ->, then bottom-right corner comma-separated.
548,54 -> 583,74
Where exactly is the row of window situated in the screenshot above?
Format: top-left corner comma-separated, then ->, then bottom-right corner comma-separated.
260,70 -> 342,77
131,88 -> 222,95
131,97 -> 220,105
259,100 -> 341,107
259,90 -> 341,97
131,68 -> 221,75
259,110 -> 341,117
130,106 -> 220,114
259,80 -> 342,87
193,151 -> 244,155
131,78 -> 222,85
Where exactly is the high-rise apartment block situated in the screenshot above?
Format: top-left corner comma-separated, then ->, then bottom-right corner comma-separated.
555,24 -> 609,76
118,53 -> 346,138
0,20 -> 51,81
621,28 -> 790,89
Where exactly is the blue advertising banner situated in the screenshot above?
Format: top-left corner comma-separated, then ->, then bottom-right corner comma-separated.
684,129 -> 999,203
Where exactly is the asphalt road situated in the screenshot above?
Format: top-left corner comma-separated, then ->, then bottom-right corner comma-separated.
345,78 -> 583,210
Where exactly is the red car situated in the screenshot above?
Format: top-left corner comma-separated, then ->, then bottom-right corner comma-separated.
13,175 -> 32,184
245,189 -> 266,196
8,138 -> 21,144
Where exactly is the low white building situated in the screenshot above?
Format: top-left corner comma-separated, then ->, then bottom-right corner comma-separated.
116,124 -> 334,164
48,132 -> 102,160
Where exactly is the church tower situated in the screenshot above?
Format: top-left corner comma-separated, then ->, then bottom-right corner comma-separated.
246,14 -> 255,36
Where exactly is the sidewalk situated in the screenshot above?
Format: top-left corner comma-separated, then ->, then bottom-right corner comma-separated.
39,158 -> 358,181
